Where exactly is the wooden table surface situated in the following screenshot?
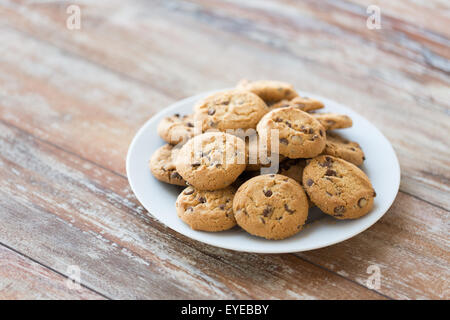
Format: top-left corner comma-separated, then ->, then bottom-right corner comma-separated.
0,0 -> 449,300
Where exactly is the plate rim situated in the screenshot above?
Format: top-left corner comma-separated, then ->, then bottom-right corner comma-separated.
126,90 -> 401,253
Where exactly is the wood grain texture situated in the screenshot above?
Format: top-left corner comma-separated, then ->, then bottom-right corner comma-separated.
0,0 -> 448,299
0,245 -> 103,299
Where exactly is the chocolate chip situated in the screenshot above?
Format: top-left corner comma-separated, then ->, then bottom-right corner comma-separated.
319,130 -> 323,137
325,169 -> 337,176
358,198 -> 367,208
209,121 -> 217,127
208,108 -> 216,115
198,197 -> 206,203
373,191 -> 377,197
306,179 -> 314,186
183,187 -> 194,195
285,121 -> 292,128
263,206 -> 273,217
310,134 -> 319,141
334,206 -> 346,215
260,217 -> 266,224
171,172 -> 182,179
192,162 -> 201,167
186,206 -> 194,212
174,113 -> 180,117
219,204 -> 226,210
215,163 -> 222,168
187,122 -> 194,127
320,159 -> 333,168
264,190 -> 273,197
308,128 -> 314,134
350,147 -> 356,151
280,138 -> 289,145
269,174 -> 275,177
275,117 -> 283,122
284,204 -> 295,214
363,156 -> 366,161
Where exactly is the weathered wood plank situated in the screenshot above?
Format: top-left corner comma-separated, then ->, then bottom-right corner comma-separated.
0,244 -> 104,300
0,121 -> 384,299
0,0 -> 448,209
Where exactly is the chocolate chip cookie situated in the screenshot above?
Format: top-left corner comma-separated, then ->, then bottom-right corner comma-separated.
176,185 -> 236,231
302,155 -> 376,219
149,144 -> 186,186
157,114 -> 197,145
236,79 -> 298,103
233,174 -> 309,240
312,113 -> 353,130
175,132 -> 247,190
269,96 -> 324,112
322,132 -> 365,166
194,90 -> 268,132
256,107 -> 326,159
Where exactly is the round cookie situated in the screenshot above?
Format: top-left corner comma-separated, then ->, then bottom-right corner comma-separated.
175,132 -> 247,190
233,174 -> 309,240
256,107 -> 326,159
269,96 -> 324,112
302,155 -> 376,219
312,113 -> 352,130
149,144 -> 187,186
193,90 -> 268,132
176,186 -> 236,231
157,114 -> 197,145
246,134 -> 285,172
236,79 -> 298,103
322,132 -> 365,166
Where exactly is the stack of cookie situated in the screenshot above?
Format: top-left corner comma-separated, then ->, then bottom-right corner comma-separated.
150,80 -> 376,240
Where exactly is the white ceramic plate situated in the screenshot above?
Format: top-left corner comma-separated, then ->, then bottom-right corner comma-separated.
127,90 -> 400,253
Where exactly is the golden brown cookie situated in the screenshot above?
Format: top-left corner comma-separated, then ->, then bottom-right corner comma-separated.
175,132 -> 247,190
302,155 -> 376,219
256,107 -> 326,159
176,186 -> 236,231
269,96 -> 324,112
233,174 -> 309,240
322,132 -> 365,166
157,114 -> 197,145
236,79 -> 298,103
149,144 -> 187,186
312,113 -> 352,130
193,90 -> 268,132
